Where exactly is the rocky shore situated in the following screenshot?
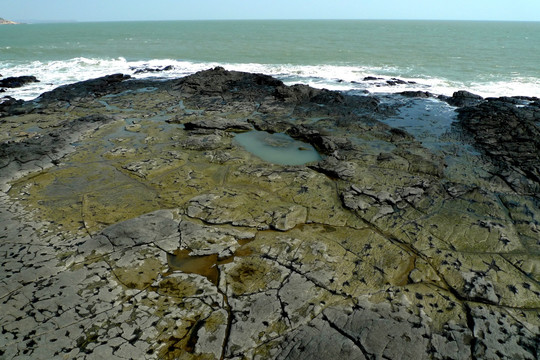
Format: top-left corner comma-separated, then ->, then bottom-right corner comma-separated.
0,17 -> 18,25
0,68 -> 539,359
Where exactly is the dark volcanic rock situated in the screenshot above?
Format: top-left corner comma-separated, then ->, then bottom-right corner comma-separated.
0,96 -> 23,108
176,67 -> 380,117
363,76 -> 383,81
399,91 -> 433,98
0,96 -> 25,117
285,125 -> 351,155
458,97 -> 540,189
175,66 -> 284,98
37,73 -> 131,103
0,75 -> 39,88
441,90 -> 484,107
386,78 -> 407,86
132,65 -> 174,74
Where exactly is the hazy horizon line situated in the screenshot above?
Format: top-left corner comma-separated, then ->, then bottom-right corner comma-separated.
10,18 -> 540,24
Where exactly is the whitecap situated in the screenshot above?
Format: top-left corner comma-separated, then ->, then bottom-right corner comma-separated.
2,58 -> 539,100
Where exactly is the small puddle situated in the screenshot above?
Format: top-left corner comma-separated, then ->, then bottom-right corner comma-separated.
234,130 -> 322,165
167,246 -> 252,285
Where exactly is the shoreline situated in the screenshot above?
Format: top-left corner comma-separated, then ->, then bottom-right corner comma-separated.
2,59 -> 540,102
1,69 -> 539,359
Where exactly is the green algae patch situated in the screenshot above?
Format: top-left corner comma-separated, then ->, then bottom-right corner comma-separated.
249,224 -> 451,299
227,164 -> 368,228
186,188 -> 308,231
114,257 -> 165,290
225,256 -> 287,296
155,274 -> 199,299
9,162 -> 163,235
81,185 -> 161,231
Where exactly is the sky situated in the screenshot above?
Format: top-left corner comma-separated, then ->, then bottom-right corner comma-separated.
2,0 -> 540,22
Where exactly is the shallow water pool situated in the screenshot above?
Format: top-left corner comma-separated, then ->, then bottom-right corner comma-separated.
234,130 -> 322,165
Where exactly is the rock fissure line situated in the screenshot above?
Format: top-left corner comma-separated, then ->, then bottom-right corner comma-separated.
218,268 -> 233,360
499,254 -> 540,287
321,313 -> 374,360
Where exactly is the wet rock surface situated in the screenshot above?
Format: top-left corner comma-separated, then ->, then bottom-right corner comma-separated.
0,68 -> 539,359
457,97 -> 540,193
0,76 -> 39,89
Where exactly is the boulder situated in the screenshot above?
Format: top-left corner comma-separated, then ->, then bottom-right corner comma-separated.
399,90 -> 433,98
0,75 -> 39,88
132,65 -> 174,74
442,90 -> 484,107
363,76 -> 383,81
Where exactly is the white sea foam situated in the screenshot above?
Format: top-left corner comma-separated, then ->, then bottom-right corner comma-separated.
2,57 -> 539,101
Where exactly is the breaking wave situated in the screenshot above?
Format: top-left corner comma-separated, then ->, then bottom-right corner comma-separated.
2,57 -> 539,101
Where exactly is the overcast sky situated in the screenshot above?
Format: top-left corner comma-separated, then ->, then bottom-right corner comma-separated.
3,0 -> 540,22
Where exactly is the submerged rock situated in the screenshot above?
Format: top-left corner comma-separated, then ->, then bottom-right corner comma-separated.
1,68 -> 539,359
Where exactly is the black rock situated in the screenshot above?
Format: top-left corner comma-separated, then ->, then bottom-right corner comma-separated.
132,65 -> 174,74
390,78 -> 408,85
399,91 -> 433,98
363,76 -> 383,81
36,73 -> 131,103
443,90 -> 484,107
0,76 -> 40,88
457,99 -> 540,189
0,96 -> 25,117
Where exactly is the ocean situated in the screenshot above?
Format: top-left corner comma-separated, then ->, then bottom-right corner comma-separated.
1,20 -> 540,100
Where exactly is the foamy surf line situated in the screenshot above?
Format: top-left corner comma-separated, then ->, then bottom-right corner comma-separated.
2,57 -> 540,101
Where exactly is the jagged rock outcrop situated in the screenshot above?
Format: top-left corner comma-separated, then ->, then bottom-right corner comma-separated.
457,97 -> 540,192
36,73 -> 131,103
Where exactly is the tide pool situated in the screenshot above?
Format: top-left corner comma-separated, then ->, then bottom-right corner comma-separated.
234,130 -> 322,165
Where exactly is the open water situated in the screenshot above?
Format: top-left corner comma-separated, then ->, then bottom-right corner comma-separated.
1,20 -> 539,100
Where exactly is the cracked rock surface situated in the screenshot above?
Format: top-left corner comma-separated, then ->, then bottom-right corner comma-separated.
1,68 -> 539,359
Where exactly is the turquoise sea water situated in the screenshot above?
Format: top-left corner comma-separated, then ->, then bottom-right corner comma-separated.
1,20 -> 539,99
